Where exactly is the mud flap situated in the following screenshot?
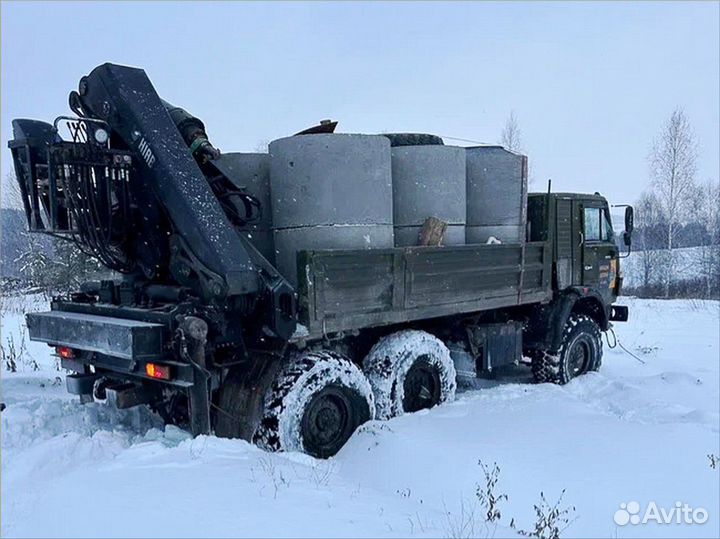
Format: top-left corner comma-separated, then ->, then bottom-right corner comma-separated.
179,316 -> 211,436
189,365 -> 211,436
106,382 -> 153,409
66,373 -> 99,396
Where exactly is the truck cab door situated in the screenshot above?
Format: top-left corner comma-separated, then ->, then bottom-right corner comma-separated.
581,202 -> 618,303
554,197 -> 583,289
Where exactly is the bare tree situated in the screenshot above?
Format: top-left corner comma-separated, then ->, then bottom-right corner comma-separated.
12,233 -> 106,293
500,111 -> 536,187
1,173 -> 27,281
632,191 -> 665,292
691,179 -> 720,298
648,107 -> 697,297
254,139 -> 270,153
500,111 -> 522,152
2,172 -> 106,291
1,172 -> 23,210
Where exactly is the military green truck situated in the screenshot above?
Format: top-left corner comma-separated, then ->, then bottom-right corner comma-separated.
10,63 -> 632,458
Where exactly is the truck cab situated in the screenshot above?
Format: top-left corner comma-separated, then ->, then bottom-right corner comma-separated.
522,192 -> 631,384
528,192 -> 629,304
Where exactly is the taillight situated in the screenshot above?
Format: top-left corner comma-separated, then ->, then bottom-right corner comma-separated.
145,362 -> 172,381
56,346 -> 74,359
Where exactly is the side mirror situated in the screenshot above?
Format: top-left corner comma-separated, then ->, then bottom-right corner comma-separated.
611,204 -> 634,257
624,206 -> 634,235
623,230 -> 632,247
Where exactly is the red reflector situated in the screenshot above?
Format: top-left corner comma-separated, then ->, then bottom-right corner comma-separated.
145,363 -> 171,380
57,346 -> 74,359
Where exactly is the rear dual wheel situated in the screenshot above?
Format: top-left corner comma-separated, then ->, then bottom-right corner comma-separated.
253,350 -> 374,459
362,330 -> 457,420
219,330 -> 457,458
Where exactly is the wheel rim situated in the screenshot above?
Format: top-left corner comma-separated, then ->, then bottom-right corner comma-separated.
301,385 -> 361,458
402,356 -> 442,413
568,337 -> 592,377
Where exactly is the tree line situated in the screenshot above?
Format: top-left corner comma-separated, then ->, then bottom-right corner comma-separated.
0,179 -> 106,295
631,108 -> 719,299
499,109 -> 719,300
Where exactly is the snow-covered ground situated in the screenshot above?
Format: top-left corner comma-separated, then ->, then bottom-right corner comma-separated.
1,295 -> 718,538
621,246 -> 711,288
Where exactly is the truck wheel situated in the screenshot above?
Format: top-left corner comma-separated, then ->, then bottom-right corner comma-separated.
254,350 -> 374,458
363,330 -> 457,420
531,314 -> 602,385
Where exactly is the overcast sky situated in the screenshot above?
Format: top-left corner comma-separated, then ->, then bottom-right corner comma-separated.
2,1 -> 718,207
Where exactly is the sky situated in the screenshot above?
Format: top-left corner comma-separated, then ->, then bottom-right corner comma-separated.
1,1 -> 718,208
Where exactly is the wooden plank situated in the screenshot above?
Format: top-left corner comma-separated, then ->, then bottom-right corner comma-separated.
418,217 -> 448,246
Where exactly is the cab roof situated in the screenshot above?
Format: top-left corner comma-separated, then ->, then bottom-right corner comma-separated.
528,192 -> 607,201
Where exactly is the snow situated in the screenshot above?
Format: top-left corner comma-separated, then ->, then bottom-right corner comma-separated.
1,295 -> 719,538
290,323 -> 310,340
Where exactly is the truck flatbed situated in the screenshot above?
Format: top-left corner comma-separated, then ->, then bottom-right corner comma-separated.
297,240 -> 551,339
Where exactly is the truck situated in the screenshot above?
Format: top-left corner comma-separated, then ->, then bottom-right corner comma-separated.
9,63 -> 633,458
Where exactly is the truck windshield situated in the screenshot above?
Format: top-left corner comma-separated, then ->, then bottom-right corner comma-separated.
584,207 -> 614,242
584,208 -> 602,241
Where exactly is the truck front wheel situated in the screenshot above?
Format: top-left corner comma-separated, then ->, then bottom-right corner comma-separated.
254,350 -> 374,458
363,330 -> 457,420
531,314 -> 602,385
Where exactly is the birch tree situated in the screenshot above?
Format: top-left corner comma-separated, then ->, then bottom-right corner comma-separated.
649,107 -> 697,297
500,111 -> 522,152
